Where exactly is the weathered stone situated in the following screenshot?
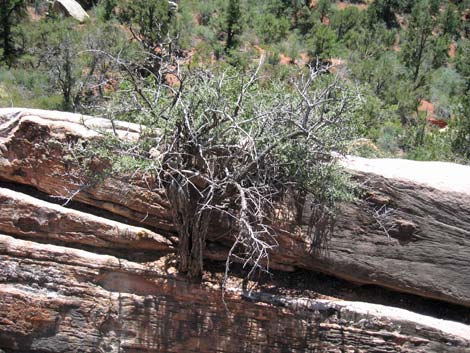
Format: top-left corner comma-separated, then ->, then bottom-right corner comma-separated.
53,0 -> 89,22
1,108 -> 470,309
0,108 -> 173,232
0,187 -> 172,252
279,168 -> 470,307
302,158 -> 470,307
1,234 -> 469,353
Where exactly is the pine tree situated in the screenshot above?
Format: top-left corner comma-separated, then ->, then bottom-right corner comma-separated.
0,0 -> 26,65
401,0 -> 435,83
225,0 -> 242,51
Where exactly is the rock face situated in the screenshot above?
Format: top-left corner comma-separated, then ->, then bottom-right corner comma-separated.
0,108 -> 173,232
1,108 -> 469,307
296,161 -> 470,307
1,234 -> 469,352
0,108 -> 470,352
0,187 -> 172,252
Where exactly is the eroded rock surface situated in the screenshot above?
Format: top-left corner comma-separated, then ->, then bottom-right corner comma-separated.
0,108 -> 173,232
2,108 -> 468,308
296,171 -> 470,307
0,187 -> 172,251
1,234 -> 469,353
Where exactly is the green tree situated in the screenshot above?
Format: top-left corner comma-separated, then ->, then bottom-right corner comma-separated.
117,0 -> 179,78
401,0 -> 436,84
97,0 -> 117,21
315,0 -> 332,22
257,13 -> 290,44
330,7 -> 364,41
225,0 -> 242,51
429,34 -> 451,69
306,23 -> 338,61
430,67 -> 465,119
452,98 -> 470,159
440,3 -> 461,40
297,6 -> 316,35
0,0 -> 26,65
27,20 -> 82,111
344,23 -> 395,59
118,0 -> 171,51
21,19 -> 130,111
455,39 -> 470,90
428,0 -> 442,16
367,0 -> 399,28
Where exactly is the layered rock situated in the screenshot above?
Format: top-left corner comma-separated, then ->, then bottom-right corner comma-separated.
1,108 -> 470,351
0,187 -> 172,252
0,108 -> 173,232
1,234 -> 469,353
297,161 -> 470,307
0,107 -> 469,309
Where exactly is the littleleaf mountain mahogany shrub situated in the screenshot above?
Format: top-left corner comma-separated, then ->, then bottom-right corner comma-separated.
77,63 -> 360,282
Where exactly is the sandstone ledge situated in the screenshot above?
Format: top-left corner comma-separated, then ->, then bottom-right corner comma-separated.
1,234 -> 469,353
0,187 -> 172,252
0,108 -> 469,308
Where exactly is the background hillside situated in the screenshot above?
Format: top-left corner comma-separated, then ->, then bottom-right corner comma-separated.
1,0 -> 470,162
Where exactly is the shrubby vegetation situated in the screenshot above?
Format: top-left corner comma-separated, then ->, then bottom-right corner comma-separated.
100,62 -> 359,280
1,0 -> 470,279
2,0 -> 469,162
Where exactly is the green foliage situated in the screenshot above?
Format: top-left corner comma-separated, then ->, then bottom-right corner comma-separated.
21,19 -> 82,111
366,0 -> 399,28
452,99 -> 470,159
256,13 -> 290,44
0,67 -> 62,109
405,128 -> 457,161
0,0 -> 26,64
430,67 -> 465,119
330,7 -> 364,41
315,0 -> 332,21
170,0 -> 194,50
18,17 -> 132,112
351,52 -> 395,97
401,0 -> 436,82
343,23 -> 395,59
225,0 -> 242,50
455,39 -> 470,89
117,0 -> 172,50
196,1 -> 217,26
440,3 -> 461,39
96,0 -> 117,21
73,131 -> 156,180
429,35 -> 451,69
376,120 -> 404,155
1,0 -> 468,166
306,23 -> 339,60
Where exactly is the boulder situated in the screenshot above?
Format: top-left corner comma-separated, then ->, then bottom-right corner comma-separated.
53,0 -> 89,22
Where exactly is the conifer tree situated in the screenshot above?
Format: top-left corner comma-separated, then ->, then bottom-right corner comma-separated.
0,0 -> 26,65
225,0 -> 242,51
